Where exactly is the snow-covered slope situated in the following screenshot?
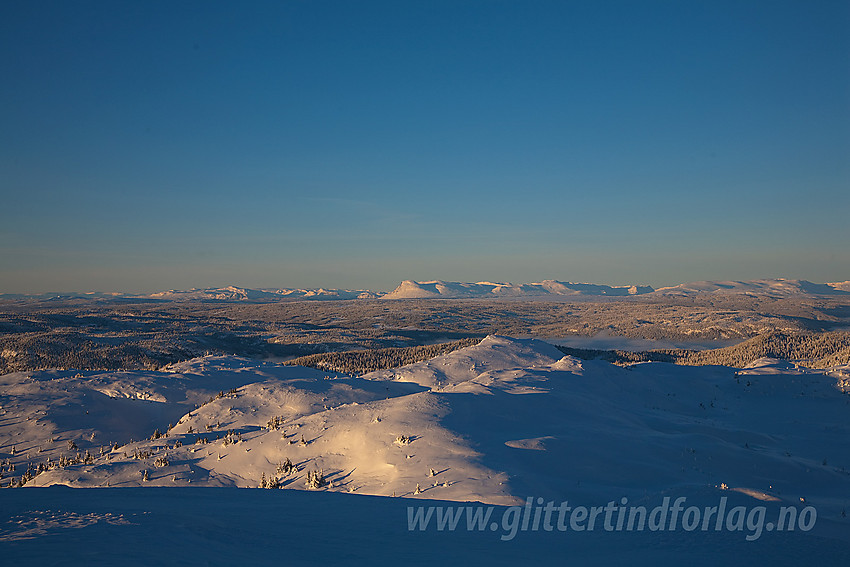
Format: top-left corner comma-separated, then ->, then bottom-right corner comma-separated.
0,358 -> 347,475
3,336 -> 850,562
4,337 -> 844,522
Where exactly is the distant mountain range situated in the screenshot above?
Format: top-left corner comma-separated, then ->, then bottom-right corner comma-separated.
380,280 -> 654,299
653,279 -> 850,296
2,279 -> 849,302
380,279 -> 850,299
148,285 -> 380,302
0,285 -> 378,302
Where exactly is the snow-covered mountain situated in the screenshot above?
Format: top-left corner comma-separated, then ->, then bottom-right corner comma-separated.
0,286 -> 378,302
827,280 -> 850,292
380,278 -> 850,299
381,280 -> 654,299
2,278 -> 848,302
653,279 -> 850,297
148,285 -> 377,301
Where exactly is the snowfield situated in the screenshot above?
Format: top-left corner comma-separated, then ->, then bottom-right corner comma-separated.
2,336 -> 849,563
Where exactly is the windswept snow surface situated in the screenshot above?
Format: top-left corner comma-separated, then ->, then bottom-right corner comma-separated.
2,336 -> 849,563
3,486 -> 849,566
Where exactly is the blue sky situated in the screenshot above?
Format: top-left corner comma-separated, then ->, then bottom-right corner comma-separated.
2,1 -> 848,293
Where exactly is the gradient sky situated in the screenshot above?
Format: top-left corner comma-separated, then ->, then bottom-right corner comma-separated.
2,1 -> 848,293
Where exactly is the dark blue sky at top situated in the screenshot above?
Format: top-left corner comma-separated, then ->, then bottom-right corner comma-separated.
1,0 -> 848,293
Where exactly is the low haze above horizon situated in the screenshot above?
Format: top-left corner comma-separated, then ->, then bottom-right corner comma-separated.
2,1 -> 848,295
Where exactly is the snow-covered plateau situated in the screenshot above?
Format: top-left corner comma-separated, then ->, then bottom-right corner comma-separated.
1,336 -> 848,563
